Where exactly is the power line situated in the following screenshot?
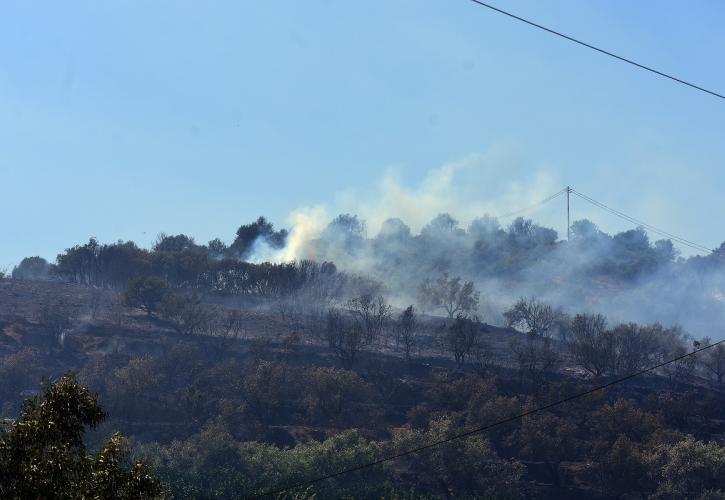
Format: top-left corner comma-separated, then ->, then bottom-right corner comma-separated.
465,0 -> 725,101
572,189 -> 712,252
479,186 -> 713,255
497,188 -> 568,219
251,338 -> 725,499
570,189 -> 715,254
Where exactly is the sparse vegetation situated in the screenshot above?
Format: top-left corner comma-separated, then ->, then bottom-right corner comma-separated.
2,218 -> 725,499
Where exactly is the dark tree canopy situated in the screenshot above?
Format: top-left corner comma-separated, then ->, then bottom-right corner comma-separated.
444,314 -> 482,367
504,297 -> 562,338
11,256 -> 50,281
323,214 -> 367,253
153,233 -> 197,253
377,218 -> 411,240
419,274 -> 480,318
421,213 -> 464,239
0,373 -> 161,499
124,276 -> 170,317
207,238 -> 227,258
231,216 -> 288,259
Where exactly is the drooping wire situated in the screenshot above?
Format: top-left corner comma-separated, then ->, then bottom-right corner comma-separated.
571,189 -> 714,253
466,186 -> 713,255
465,0 -> 725,101
496,188 -> 567,219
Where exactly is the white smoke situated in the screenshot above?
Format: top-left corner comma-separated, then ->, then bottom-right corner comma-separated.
248,205 -> 329,264
252,148 -> 562,263
245,150 -> 725,338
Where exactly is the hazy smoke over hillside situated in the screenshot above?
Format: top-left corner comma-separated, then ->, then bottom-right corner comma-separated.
250,154 -> 725,338
253,150 -> 562,263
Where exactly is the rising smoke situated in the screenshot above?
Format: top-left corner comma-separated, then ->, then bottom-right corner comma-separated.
249,153 -> 725,338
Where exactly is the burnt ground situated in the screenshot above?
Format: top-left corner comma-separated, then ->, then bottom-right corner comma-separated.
2,278 -> 725,498
2,278 -> 724,414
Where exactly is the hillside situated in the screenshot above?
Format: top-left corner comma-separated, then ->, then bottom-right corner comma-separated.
2,277 -> 725,498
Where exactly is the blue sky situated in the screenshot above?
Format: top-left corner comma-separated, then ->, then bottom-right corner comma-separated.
1,0 -> 724,267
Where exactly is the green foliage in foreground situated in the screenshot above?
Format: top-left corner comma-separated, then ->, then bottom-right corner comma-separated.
143,421 -> 387,499
0,373 -> 161,499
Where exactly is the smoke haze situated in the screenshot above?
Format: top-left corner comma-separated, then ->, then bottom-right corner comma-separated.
250,153 -> 725,338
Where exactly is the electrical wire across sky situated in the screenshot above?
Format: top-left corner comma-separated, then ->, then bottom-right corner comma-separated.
251,188 -> 717,498
245,184 -> 720,497
465,0 -> 725,101
493,186 -> 715,254
496,188 -> 568,220
570,189 -> 714,254
252,6 -> 725,494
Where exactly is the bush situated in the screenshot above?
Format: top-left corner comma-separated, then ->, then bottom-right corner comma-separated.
123,276 -> 169,317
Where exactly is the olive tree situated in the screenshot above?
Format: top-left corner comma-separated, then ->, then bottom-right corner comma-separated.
325,308 -> 367,368
504,297 -> 562,339
444,315 -> 482,368
123,276 -> 169,317
347,294 -> 391,344
419,274 -> 480,318
699,338 -> 725,384
568,313 -> 613,376
396,305 -> 418,362
39,299 -> 76,350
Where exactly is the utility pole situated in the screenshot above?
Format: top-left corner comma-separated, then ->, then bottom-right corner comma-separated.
566,186 -> 571,241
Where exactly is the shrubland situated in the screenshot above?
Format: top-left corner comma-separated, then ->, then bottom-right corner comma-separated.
2,215 -> 725,498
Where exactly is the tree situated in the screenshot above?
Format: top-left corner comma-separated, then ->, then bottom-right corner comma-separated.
466,392 -> 522,454
568,313 -> 613,376
124,276 -> 169,317
700,339 -> 725,384
519,413 -> 578,487
642,324 -> 691,386
509,334 -> 558,387
361,359 -> 404,408
647,437 -> 725,499
325,308 -> 367,368
420,213 -> 462,238
591,399 -> 664,448
55,237 -> 100,286
0,349 -> 44,410
611,322 -> 660,375
444,315 -> 481,368
39,298 -> 76,349
570,218 -> 604,242
377,217 -> 412,240
419,274 -> 480,318
240,360 -> 294,425
323,214 -> 366,252
11,256 -> 50,280
391,415 -> 523,499
503,297 -> 560,338
153,233 -> 196,252
0,373 -> 161,499
207,238 -> 227,258
231,216 -> 288,259
106,355 -> 163,419
159,293 -> 211,336
54,239 -> 150,288
347,294 -> 391,344
144,423 -> 386,499
594,435 -> 652,499
209,308 -> 246,356
396,305 -> 418,362
302,367 -> 370,426
469,339 -> 495,377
